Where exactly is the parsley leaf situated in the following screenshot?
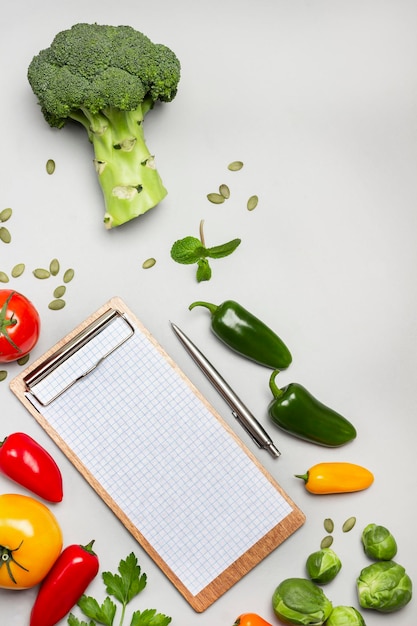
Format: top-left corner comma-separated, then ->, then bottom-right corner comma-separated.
103,553 -> 147,606
76,596 -> 116,625
69,554 -> 170,626
67,615 -> 94,626
131,609 -> 172,626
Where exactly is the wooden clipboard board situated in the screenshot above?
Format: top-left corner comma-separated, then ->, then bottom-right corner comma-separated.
10,296 -> 305,612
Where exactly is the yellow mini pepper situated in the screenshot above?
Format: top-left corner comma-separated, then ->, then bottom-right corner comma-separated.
295,462 -> 374,495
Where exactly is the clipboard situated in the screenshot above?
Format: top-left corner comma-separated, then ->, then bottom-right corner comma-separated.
10,297 -> 305,612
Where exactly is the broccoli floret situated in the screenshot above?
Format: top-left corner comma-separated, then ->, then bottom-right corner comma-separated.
27,23 -> 181,229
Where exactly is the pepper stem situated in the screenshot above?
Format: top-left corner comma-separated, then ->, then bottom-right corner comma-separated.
0,292 -> 22,352
269,369 -> 284,399
188,300 -> 218,314
82,539 -> 97,555
295,472 -> 309,483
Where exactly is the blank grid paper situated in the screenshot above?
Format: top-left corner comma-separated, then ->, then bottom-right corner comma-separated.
26,314 -> 293,596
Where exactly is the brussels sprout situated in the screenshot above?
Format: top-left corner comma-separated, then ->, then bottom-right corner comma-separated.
361,523 -> 397,560
326,606 -> 366,625
272,577 -> 332,625
306,548 -> 342,584
357,560 -> 412,613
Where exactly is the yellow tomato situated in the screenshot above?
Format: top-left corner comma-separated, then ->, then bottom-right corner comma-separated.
0,493 -> 63,589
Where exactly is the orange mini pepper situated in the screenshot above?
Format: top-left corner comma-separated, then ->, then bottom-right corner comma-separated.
295,462 -> 374,494
233,614 -> 273,626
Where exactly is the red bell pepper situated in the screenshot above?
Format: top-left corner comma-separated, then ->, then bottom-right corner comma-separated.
30,540 -> 99,626
0,432 -> 63,502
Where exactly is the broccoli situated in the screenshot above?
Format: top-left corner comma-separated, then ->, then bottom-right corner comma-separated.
27,23 -> 181,229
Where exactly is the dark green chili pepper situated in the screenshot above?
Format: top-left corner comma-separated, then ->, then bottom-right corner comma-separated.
267,370 -> 356,446
188,300 -> 292,369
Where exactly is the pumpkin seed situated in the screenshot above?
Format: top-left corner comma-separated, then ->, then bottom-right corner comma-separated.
11,263 -> 25,278
142,257 -> 156,269
63,268 -> 75,283
0,227 -> 11,243
48,298 -> 66,310
0,271 -> 9,283
323,518 -> 334,534
219,184 -> 230,199
46,159 -> 56,175
320,535 -> 334,549
49,258 -> 60,276
0,371 -> 7,382
0,208 -> 12,222
227,160 -> 244,171
33,268 -> 51,279
247,195 -> 259,211
53,285 -> 66,298
17,354 -> 30,366
342,516 -> 357,533
207,192 -> 225,204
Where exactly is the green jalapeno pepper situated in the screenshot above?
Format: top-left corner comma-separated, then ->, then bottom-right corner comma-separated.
188,299 -> 292,369
267,370 -> 356,446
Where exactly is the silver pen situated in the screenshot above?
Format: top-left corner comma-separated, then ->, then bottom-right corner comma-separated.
170,322 -> 281,458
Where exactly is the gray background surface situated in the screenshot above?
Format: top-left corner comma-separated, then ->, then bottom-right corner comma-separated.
1,1 -> 416,624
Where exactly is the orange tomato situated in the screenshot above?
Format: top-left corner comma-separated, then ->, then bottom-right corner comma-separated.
233,614 -> 273,626
0,493 -> 63,589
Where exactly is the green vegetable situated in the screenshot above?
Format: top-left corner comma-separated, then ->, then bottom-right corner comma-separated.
272,577 -> 332,625
361,523 -> 398,560
170,220 -> 241,282
325,606 -> 365,625
188,299 -> 292,369
357,560 -> 412,613
68,552 -> 171,625
267,370 -> 357,446
27,23 -> 181,230
306,548 -> 341,585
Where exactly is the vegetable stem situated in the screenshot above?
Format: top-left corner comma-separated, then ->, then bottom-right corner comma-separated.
188,301 -> 218,314
199,219 -> 206,247
118,603 -> 126,626
269,369 -> 284,399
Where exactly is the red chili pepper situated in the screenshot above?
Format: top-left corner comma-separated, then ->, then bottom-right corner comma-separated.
0,432 -> 63,502
30,540 -> 99,626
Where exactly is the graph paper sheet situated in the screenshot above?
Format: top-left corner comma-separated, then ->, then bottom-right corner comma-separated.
10,297 -> 305,612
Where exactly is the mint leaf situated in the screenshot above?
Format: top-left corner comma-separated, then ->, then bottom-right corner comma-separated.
130,609 -> 172,626
196,258 -> 211,282
170,220 -> 241,282
76,596 -> 116,626
103,553 -> 147,607
206,238 -> 241,259
170,237 -> 206,264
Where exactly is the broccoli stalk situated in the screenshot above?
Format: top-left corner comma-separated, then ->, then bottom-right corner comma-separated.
78,104 -> 167,228
27,23 -> 181,229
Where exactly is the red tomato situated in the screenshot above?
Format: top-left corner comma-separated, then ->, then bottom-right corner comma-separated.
0,290 -> 41,362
